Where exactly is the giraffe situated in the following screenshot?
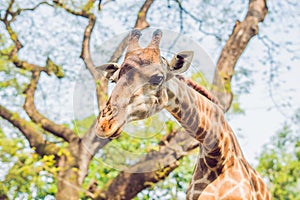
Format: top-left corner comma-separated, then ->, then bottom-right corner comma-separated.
95,29 -> 272,200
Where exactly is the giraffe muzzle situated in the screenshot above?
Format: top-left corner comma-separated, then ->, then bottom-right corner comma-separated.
95,105 -> 125,138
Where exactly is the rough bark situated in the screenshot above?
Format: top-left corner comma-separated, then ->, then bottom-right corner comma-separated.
212,0 -> 268,111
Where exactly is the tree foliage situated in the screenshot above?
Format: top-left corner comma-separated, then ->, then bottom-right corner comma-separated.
0,126 -> 57,199
257,116 -> 300,200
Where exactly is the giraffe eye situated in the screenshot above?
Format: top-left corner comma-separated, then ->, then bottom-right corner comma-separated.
149,74 -> 164,85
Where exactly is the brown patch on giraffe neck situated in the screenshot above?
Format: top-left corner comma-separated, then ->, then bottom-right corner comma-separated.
175,75 -> 223,110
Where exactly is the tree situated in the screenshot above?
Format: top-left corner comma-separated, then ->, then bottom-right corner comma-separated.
256,111 -> 300,200
0,0 -> 296,199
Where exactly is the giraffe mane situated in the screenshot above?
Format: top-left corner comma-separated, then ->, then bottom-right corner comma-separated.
175,75 -> 223,110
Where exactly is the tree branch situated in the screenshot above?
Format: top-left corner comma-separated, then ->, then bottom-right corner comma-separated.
23,70 -> 79,143
52,0 -> 98,78
212,0 -> 268,111
174,0 -> 221,39
134,0 -> 153,29
1,9 -> 23,56
52,0 -> 96,18
78,121 -> 111,184
80,14 -> 98,77
0,104 -> 60,156
94,131 -> 199,200
11,56 -> 47,72
1,2 -> 55,73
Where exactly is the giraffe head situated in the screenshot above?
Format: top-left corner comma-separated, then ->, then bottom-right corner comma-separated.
95,29 -> 193,138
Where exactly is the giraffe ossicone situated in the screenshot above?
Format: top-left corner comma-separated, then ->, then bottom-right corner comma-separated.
95,29 -> 272,200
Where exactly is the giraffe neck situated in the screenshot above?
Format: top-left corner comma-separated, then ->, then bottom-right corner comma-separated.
165,77 -> 245,197
166,77 -> 240,148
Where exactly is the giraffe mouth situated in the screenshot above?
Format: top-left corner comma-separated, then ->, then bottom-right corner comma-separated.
108,124 -> 124,139
95,119 -> 125,139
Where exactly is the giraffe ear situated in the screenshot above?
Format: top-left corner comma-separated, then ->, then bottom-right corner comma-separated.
95,63 -> 120,81
168,51 -> 194,74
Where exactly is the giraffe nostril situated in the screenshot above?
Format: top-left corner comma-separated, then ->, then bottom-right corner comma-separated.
101,124 -> 106,131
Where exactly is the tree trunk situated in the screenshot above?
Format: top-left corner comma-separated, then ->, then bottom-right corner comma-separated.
56,141 -> 81,200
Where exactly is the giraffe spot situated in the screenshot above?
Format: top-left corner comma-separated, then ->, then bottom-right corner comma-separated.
167,90 -> 175,99
237,165 -> 249,184
130,110 -> 147,118
194,158 -> 208,179
220,115 -> 226,126
214,111 -> 219,120
256,193 -> 264,200
129,94 -> 139,104
258,177 -> 265,193
171,107 -> 179,114
229,134 -> 241,155
204,133 -> 218,151
205,156 -> 218,168
183,108 -> 191,121
118,64 -> 134,79
200,115 -> 210,129
208,147 -> 221,157
182,102 -> 188,110
218,180 -> 235,197
189,193 -> 200,200
198,193 -> 215,200
195,127 -> 206,142
177,110 -> 182,118
188,118 -> 198,132
186,112 -> 196,127
222,136 -> 230,153
251,175 -> 259,191
196,127 -> 204,135
141,59 -> 151,65
207,171 -> 217,181
226,156 -> 235,169
219,132 -> 224,140
216,165 -> 223,175
194,182 -> 208,191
